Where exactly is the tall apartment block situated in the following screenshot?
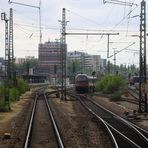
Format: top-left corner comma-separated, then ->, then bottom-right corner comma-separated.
38,41 -> 66,78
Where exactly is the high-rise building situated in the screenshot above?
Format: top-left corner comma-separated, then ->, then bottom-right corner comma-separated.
38,41 -> 66,78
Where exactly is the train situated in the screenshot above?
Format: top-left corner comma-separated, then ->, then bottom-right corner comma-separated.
75,74 -> 97,93
129,76 -> 148,89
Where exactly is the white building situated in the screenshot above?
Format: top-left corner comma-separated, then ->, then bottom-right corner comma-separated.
67,51 -> 105,75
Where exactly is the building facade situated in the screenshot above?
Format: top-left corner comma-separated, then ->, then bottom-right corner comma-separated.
38,41 -> 66,78
38,41 -> 106,79
67,51 -> 103,76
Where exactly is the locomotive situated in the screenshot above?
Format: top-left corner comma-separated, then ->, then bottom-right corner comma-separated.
75,74 -> 96,93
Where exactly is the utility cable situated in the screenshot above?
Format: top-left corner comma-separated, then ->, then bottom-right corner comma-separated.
66,9 -> 102,26
111,4 -> 139,31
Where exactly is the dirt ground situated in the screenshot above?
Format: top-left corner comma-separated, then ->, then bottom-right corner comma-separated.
0,90 -> 33,148
49,95 -> 113,148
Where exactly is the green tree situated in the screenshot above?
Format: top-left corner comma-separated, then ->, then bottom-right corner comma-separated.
95,74 -> 125,94
67,59 -> 81,76
15,58 -> 38,75
17,78 -> 29,94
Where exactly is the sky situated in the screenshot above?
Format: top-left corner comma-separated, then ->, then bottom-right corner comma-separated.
0,0 -> 147,67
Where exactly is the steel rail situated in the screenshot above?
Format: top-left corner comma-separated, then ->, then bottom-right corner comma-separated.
88,98 -> 148,142
24,94 -> 37,148
81,95 -> 148,147
78,96 -> 141,148
24,89 -> 64,148
127,121 -> 148,138
44,94 -> 65,148
106,123 -> 141,148
128,86 -> 139,100
77,96 -> 119,148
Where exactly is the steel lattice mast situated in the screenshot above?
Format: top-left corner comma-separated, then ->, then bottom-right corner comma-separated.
9,8 -> 14,81
139,0 -> 147,113
1,12 -> 10,108
61,8 -> 67,100
5,18 -> 9,81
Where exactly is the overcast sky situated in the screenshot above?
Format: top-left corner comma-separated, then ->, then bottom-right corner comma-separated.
0,0 -> 147,66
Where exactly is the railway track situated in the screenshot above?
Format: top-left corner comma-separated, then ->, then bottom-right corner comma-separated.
128,86 -> 139,100
77,94 -> 148,148
23,91 -> 65,148
127,87 -> 148,111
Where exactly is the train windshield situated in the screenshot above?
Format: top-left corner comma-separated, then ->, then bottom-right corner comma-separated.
77,75 -> 88,82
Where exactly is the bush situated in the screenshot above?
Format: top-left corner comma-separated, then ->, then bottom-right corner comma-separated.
110,91 -> 122,101
0,85 -> 4,98
9,88 -> 20,101
95,75 -> 110,91
17,78 -> 29,94
0,100 -> 7,112
0,78 -> 29,112
95,74 -> 125,94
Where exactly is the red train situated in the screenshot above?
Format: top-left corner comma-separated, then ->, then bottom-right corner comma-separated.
75,74 -> 96,93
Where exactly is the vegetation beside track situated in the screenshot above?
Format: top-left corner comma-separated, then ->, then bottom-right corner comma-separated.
0,78 -> 29,112
95,74 -> 126,101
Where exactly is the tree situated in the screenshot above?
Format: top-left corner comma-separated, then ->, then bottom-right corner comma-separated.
15,58 -> 38,75
92,71 -> 96,77
67,59 -> 81,76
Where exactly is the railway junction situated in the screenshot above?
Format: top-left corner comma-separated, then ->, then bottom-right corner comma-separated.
0,0 -> 148,147
0,84 -> 148,148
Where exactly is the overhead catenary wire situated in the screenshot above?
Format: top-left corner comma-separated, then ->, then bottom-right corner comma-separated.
8,0 -> 42,43
12,21 -> 141,46
104,0 -> 139,42
111,4 -> 139,31
125,0 -> 137,36
108,42 -> 135,58
103,0 -> 137,6
66,4 -> 139,38
14,24 -> 32,34
66,9 -> 102,26
12,21 -> 143,33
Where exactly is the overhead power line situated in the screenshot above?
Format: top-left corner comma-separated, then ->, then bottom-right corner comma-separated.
13,22 -> 141,33
65,32 -> 119,35
66,9 -> 101,26
103,0 -> 137,6
8,0 -> 42,43
111,5 -> 139,30
108,42 -> 135,58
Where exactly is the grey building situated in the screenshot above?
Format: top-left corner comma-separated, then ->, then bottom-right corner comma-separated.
67,51 -> 104,76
